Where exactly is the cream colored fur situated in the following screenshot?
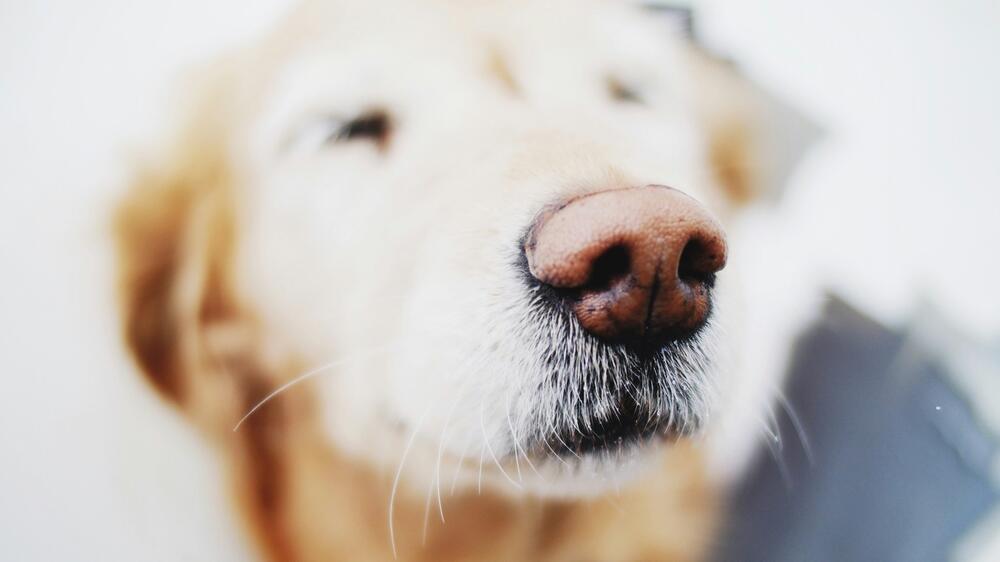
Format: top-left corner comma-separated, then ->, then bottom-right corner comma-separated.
115,1 -> 813,560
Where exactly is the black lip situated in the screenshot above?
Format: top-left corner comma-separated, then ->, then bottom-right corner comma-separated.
545,395 -> 671,457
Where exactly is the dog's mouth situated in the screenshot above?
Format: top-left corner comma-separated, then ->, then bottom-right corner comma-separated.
522,351 -> 698,461
512,246 -> 715,461
541,392 -> 674,457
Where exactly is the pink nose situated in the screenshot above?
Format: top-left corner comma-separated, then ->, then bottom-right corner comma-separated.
525,185 -> 727,343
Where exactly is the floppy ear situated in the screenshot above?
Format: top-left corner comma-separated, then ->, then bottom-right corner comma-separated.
113,80 -> 308,560
112,84 -> 250,427
686,48 -> 821,206
114,66 -> 265,431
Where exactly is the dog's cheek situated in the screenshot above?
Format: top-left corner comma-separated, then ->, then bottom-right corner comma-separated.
373,231 -> 508,447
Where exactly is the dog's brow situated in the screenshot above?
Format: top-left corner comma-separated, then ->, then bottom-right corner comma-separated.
488,48 -> 520,95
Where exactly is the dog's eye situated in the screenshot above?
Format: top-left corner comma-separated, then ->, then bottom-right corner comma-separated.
607,77 -> 645,105
285,111 -> 392,155
331,112 -> 391,144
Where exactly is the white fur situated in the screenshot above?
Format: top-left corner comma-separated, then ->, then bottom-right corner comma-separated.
225,0 -> 806,497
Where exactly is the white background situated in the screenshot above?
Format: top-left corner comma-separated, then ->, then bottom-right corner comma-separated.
2,0 -> 998,559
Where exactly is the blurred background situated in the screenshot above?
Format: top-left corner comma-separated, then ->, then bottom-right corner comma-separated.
1,0 -> 998,560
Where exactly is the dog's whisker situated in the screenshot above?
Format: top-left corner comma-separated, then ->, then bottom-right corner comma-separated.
765,405 -> 784,452
434,375 -> 474,521
553,429 -> 583,463
760,418 -> 781,445
422,356 -> 480,538
776,392 -> 813,466
449,437 -> 473,496
421,473 -> 434,546
480,401 -> 521,489
543,437 -> 571,468
389,405 -> 431,560
755,411 -> 794,491
504,390 -> 524,482
520,442 -> 544,480
507,385 -> 545,481
433,431 -> 449,524
233,342 -> 401,431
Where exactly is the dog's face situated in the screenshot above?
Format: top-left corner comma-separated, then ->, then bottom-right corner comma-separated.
119,0 -> 777,502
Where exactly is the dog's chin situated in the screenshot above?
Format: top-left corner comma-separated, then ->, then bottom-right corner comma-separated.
484,268 -> 720,499
486,329 -> 717,498
512,295 -> 718,457
508,433 -> 673,498
539,395 -> 679,457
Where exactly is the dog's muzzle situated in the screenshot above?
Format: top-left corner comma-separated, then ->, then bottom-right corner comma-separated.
516,185 -> 727,456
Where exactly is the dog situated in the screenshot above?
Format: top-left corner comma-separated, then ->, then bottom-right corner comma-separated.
114,1 -> 813,559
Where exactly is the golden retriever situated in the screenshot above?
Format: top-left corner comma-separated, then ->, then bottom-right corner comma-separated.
114,0 -> 809,559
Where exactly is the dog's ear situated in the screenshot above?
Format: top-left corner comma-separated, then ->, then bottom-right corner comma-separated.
686,49 -> 821,206
114,86 -> 307,558
111,67 -> 256,430
114,126 -> 237,407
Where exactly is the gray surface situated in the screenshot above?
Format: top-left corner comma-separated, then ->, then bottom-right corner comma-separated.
716,298 -> 999,562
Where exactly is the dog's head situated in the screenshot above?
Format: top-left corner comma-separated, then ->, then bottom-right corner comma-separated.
117,0 -> 792,501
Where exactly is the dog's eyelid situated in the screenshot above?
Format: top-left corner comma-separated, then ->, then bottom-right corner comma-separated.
606,76 -> 646,105
281,115 -> 346,155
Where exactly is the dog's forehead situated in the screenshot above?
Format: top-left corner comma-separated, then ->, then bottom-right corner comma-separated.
247,0 -> 688,123
237,0 -> 691,156
268,0 -> 678,66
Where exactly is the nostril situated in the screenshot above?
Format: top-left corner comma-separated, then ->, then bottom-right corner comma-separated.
585,245 -> 631,292
677,237 -> 719,286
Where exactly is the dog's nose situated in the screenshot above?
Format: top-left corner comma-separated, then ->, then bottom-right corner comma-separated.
525,185 -> 727,344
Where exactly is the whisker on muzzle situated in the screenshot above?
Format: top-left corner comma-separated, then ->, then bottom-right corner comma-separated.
233,341 -> 404,431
